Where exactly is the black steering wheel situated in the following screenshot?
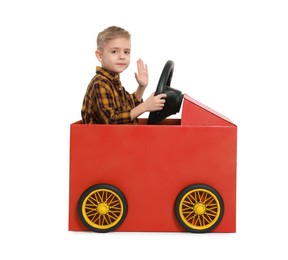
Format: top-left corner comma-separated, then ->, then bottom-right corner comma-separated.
147,60 -> 183,124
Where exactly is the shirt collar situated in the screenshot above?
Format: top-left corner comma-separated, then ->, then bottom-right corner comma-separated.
96,66 -> 120,81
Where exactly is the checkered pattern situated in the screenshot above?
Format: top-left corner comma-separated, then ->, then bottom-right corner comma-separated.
81,67 -> 141,124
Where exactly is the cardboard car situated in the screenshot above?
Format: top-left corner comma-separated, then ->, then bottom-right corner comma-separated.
69,61 -> 237,233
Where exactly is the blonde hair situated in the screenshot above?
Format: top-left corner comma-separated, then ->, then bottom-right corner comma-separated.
97,26 -> 131,51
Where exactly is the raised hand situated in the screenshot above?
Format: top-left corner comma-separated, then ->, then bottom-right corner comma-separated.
134,59 -> 148,88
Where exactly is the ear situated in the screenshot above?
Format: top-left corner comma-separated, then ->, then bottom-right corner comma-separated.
95,50 -> 103,62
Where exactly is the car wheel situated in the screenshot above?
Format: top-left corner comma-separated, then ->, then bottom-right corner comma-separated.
174,184 -> 224,233
78,183 -> 128,233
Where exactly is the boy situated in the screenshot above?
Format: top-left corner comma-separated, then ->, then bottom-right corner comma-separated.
81,26 -> 166,124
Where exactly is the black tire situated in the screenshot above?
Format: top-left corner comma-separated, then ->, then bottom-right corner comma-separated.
174,184 -> 224,233
78,183 -> 128,233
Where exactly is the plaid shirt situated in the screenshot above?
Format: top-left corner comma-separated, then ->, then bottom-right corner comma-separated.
81,66 -> 141,124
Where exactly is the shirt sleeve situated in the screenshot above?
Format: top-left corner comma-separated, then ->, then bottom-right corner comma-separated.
95,83 -> 134,124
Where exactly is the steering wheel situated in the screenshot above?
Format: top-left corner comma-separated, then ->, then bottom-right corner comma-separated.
147,60 -> 183,124
155,60 -> 174,95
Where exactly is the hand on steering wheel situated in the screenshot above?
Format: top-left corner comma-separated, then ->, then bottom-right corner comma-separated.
147,60 -> 183,124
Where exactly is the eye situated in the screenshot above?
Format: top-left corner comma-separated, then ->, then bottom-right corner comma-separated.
125,50 -> 131,55
111,49 -> 118,54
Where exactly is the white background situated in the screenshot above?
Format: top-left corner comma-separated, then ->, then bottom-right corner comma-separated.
1,0 -> 288,259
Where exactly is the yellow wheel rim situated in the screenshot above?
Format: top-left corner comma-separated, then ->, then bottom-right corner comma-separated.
179,188 -> 221,230
81,188 -> 124,230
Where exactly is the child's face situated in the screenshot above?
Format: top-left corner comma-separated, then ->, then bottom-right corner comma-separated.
96,37 -> 131,74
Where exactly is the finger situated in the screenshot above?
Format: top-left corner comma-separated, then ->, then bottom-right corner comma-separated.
157,93 -> 167,98
138,59 -> 147,72
137,59 -> 141,72
137,59 -> 143,70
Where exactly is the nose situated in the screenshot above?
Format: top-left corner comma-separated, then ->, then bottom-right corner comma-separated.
119,52 -> 125,60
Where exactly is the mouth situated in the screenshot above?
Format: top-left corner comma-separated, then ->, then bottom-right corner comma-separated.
116,63 -> 126,66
